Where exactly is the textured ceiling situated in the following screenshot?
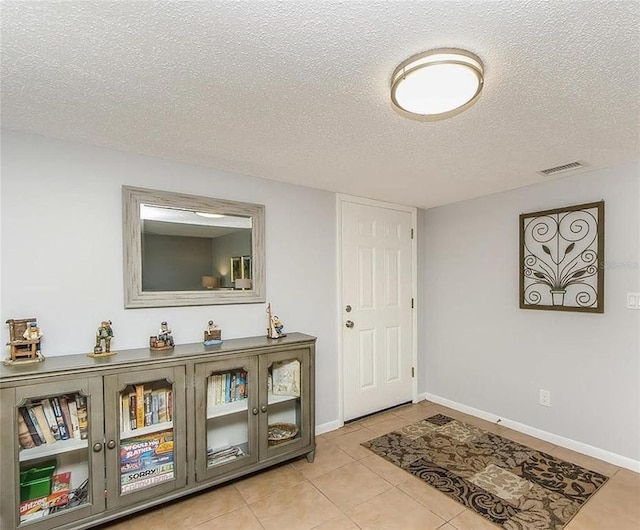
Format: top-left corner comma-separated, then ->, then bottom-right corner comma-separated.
2,1 -> 639,208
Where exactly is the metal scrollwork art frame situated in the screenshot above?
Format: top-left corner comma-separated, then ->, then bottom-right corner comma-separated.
520,201 -> 604,313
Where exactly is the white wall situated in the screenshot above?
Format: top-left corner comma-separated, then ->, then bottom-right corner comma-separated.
0,130 -> 339,426
419,162 -> 640,461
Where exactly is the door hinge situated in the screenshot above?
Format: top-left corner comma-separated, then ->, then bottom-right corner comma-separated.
411,367 -> 415,378
410,228 -> 414,239
411,298 -> 414,309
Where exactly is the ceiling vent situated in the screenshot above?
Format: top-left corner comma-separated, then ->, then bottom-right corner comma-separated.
538,161 -> 587,176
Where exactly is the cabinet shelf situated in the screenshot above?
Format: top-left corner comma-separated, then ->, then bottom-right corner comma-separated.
268,392 -> 298,405
207,399 -> 248,419
19,438 -> 88,462
120,421 -> 173,440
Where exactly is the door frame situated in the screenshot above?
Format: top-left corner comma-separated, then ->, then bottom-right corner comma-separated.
336,194 -> 418,425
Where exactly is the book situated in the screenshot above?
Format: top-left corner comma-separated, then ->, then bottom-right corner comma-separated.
151,390 -> 160,425
120,430 -> 174,493
271,360 -> 301,397
158,390 -> 168,423
129,393 -> 137,430
75,394 -> 89,440
50,397 -> 70,440
121,394 -> 130,432
143,389 -> 152,427
67,398 -> 81,440
41,399 -> 61,441
32,404 -> 56,444
135,385 -> 145,430
167,390 -> 173,422
25,407 -> 45,445
59,396 -> 74,440
17,413 -> 36,449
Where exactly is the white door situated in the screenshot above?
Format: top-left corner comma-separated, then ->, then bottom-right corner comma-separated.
341,199 -> 415,421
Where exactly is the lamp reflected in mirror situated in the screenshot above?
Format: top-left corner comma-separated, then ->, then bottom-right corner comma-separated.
202,276 -> 219,289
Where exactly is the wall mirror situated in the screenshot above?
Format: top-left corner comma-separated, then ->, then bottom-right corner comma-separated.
123,186 -> 265,308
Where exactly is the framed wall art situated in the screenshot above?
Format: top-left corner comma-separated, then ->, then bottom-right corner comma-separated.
520,201 -> 604,313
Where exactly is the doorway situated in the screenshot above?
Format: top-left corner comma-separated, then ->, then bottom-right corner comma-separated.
338,195 -> 417,422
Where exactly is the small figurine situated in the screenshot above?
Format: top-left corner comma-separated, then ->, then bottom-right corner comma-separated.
94,320 -> 114,354
266,303 -> 286,339
5,318 -> 44,364
23,321 -> 43,349
158,321 -> 174,347
204,320 -> 222,346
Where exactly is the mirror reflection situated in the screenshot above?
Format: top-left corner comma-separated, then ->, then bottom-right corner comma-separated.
123,186 -> 265,308
141,205 -> 252,291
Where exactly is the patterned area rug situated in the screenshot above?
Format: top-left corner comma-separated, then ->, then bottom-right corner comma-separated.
362,414 -> 608,530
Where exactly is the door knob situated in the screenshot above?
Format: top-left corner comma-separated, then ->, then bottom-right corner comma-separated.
345,320 -> 354,328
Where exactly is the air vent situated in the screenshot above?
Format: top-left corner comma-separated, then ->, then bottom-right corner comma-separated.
538,161 -> 587,176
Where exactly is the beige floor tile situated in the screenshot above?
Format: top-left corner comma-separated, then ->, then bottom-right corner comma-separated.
163,484 -> 246,528
566,503 -> 639,530
549,446 -> 619,477
346,488 -> 446,530
249,482 -> 341,530
584,469 -> 640,522
319,422 -> 364,440
332,427 -> 379,460
97,505 -> 168,529
234,463 -> 306,503
498,428 -> 557,454
397,474 -> 465,521
360,454 -> 411,485
311,461 -> 393,511
365,417 -> 413,436
311,514 -> 360,530
291,442 -> 355,480
436,525 -> 459,530
449,509 -> 502,530
193,506 -> 264,529
360,410 -> 401,427
393,406 -> 434,422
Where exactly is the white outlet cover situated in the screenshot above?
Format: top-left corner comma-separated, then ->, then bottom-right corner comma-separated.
627,293 -> 640,309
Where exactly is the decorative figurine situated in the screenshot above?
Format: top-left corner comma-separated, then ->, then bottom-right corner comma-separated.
266,303 -> 286,339
150,320 -> 175,351
91,320 -> 116,357
204,320 -> 222,346
158,321 -> 174,347
4,318 -> 44,364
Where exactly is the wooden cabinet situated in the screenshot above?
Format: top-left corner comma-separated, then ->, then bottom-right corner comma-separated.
0,333 -> 315,530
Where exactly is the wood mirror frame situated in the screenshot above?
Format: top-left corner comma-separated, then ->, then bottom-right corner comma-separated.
123,186 -> 265,308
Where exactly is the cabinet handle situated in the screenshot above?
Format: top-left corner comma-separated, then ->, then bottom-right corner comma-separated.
92,442 -> 103,453
252,407 -> 259,415
106,440 -> 116,450
261,405 -> 267,413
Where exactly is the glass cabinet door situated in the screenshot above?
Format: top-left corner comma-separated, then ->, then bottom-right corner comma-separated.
195,356 -> 258,481
8,377 -> 104,529
261,348 -> 311,458
104,366 -> 186,509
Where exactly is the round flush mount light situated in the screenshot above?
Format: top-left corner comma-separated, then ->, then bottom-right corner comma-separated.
391,48 -> 484,121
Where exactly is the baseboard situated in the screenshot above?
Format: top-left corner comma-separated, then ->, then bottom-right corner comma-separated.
423,393 -> 640,473
316,419 -> 343,436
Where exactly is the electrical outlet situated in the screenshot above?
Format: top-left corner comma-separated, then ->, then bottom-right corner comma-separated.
627,293 -> 640,309
539,389 -> 551,407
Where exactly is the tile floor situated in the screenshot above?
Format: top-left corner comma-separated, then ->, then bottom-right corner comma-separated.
100,400 -> 640,530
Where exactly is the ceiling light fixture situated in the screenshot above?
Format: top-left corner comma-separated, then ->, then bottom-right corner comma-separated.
391,48 -> 484,121
195,212 -> 224,219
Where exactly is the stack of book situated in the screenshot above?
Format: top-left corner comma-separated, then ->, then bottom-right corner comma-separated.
207,370 -> 247,412
120,385 -> 173,433
18,395 -> 88,449
207,445 -> 244,466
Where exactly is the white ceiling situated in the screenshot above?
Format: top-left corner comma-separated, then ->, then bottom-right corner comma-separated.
2,1 -> 639,209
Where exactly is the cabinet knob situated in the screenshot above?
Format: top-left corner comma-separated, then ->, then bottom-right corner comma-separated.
92,442 -> 103,453
252,407 -> 259,415
106,440 -> 116,450
261,405 -> 267,413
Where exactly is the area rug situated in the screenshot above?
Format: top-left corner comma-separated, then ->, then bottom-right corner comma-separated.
361,414 -> 608,530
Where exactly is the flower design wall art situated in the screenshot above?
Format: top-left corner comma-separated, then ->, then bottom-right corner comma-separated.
520,201 -> 604,313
